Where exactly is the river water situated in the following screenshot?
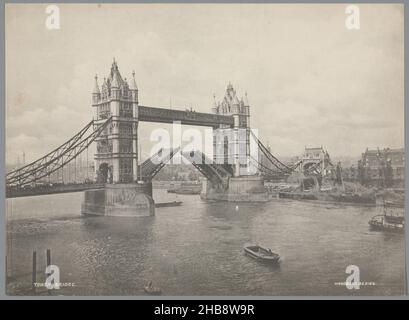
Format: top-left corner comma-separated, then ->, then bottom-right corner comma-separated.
6,189 -> 406,296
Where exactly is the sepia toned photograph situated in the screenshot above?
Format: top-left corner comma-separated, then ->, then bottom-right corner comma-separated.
4,3 -> 406,296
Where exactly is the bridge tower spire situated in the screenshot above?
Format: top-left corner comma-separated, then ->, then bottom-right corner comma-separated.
92,74 -> 101,107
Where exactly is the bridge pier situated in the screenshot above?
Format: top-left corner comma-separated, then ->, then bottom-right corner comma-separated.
81,182 -> 154,217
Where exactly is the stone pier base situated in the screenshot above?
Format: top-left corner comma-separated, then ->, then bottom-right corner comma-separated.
201,176 -> 268,202
81,183 -> 154,217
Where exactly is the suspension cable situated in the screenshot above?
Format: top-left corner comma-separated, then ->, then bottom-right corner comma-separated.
249,130 -> 293,174
6,117 -> 112,187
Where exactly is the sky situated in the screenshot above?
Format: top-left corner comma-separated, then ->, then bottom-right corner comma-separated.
5,3 -> 404,165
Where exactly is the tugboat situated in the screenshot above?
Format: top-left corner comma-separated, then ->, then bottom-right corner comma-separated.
369,201 -> 404,232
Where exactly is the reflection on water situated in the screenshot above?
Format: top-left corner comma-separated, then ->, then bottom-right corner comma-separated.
6,189 -> 406,295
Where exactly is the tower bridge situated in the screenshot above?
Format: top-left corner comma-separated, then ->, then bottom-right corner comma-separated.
6,60 -> 307,213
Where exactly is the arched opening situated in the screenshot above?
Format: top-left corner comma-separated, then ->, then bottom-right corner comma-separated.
97,163 -> 111,183
303,162 -> 318,173
302,162 -> 322,187
302,177 -> 317,191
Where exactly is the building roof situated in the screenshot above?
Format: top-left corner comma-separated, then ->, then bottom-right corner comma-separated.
243,92 -> 249,106
110,69 -> 121,88
214,83 -> 249,115
364,148 -> 404,155
232,95 -> 240,105
92,75 -> 100,94
108,59 -> 125,89
129,70 -> 138,90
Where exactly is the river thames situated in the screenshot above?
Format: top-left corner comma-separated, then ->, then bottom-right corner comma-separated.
6,189 -> 406,296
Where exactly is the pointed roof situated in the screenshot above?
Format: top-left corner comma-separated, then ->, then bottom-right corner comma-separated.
232,95 -> 240,105
213,94 -> 218,107
129,70 -> 138,90
109,58 -> 125,88
111,71 -> 120,88
101,77 -> 107,90
243,92 -> 249,106
93,74 -> 100,94
123,77 -> 129,88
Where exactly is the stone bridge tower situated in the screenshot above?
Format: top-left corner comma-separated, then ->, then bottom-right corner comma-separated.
212,83 -> 251,177
204,84 -> 267,201
92,60 -> 139,183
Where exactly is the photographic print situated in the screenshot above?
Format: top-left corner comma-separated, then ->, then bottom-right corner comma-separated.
4,3 -> 406,296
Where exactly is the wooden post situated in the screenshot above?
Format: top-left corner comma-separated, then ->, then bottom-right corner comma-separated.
46,249 -> 51,295
46,249 -> 51,268
32,251 -> 37,293
5,255 -> 8,279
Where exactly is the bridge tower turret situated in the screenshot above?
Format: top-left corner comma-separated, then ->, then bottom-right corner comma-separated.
129,71 -> 139,181
92,75 -> 101,117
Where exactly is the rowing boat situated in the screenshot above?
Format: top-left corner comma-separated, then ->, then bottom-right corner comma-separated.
243,245 -> 280,264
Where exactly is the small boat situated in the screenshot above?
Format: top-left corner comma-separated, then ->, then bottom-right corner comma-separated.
243,245 -> 280,264
167,188 -> 201,195
369,200 -> 404,233
155,201 -> 182,208
167,183 -> 202,195
369,215 -> 404,232
144,282 -> 162,295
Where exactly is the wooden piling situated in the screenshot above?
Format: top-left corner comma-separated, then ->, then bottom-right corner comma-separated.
32,251 -> 36,293
46,249 -> 51,295
46,249 -> 51,268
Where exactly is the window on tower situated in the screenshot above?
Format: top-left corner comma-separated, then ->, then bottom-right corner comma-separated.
119,103 -> 133,118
